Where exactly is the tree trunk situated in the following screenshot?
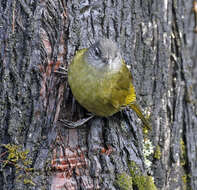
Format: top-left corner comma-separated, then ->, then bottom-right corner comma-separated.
0,0 -> 197,190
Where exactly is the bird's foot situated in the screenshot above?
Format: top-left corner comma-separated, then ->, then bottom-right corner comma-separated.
59,115 -> 95,128
54,67 -> 68,76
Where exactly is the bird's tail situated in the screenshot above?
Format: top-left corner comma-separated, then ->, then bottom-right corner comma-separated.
129,102 -> 151,130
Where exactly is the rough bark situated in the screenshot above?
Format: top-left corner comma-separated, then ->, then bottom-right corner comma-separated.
0,0 -> 197,190
0,0 -> 67,189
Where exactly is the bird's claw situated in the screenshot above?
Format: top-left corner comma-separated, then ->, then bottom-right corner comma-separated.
59,115 -> 95,128
54,67 -> 68,76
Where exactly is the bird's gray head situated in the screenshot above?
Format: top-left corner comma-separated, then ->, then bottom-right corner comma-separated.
85,39 -> 122,72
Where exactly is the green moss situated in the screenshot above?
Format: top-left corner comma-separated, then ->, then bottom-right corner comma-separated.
0,144 -> 35,186
182,174 -> 193,190
115,162 -> 157,190
129,161 -> 157,190
1,144 -> 32,167
142,127 -> 149,135
23,178 -> 36,186
133,175 -> 157,190
154,145 -> 161,160
180,139 -> 186,166
182,175 -> 187,184
180,139 -> 192,190
116,173 -> 133,190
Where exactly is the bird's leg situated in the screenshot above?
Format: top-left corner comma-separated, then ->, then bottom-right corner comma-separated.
59,114 -> 95,128
55,67 -> 95,128
54,67 -> 68,76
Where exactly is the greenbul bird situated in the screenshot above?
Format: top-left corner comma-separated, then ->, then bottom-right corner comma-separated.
68,39 -> 150,129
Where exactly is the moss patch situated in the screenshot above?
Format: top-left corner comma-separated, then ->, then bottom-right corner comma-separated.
180,139 -> 186,166
116,173 -> 133,190
154,145 -> 161,160
129,161 -> 157,190
0,144 -> 35,186
116,161 -> 157,190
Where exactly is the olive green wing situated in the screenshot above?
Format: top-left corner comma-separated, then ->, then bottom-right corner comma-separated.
108,60 -> 136,109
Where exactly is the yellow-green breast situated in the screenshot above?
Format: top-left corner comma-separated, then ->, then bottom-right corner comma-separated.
68,48 -> 136,117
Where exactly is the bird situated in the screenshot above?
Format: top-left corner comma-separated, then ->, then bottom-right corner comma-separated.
68,39 -> 150,129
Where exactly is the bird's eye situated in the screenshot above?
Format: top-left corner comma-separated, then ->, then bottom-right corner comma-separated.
94,47 -> 101,56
